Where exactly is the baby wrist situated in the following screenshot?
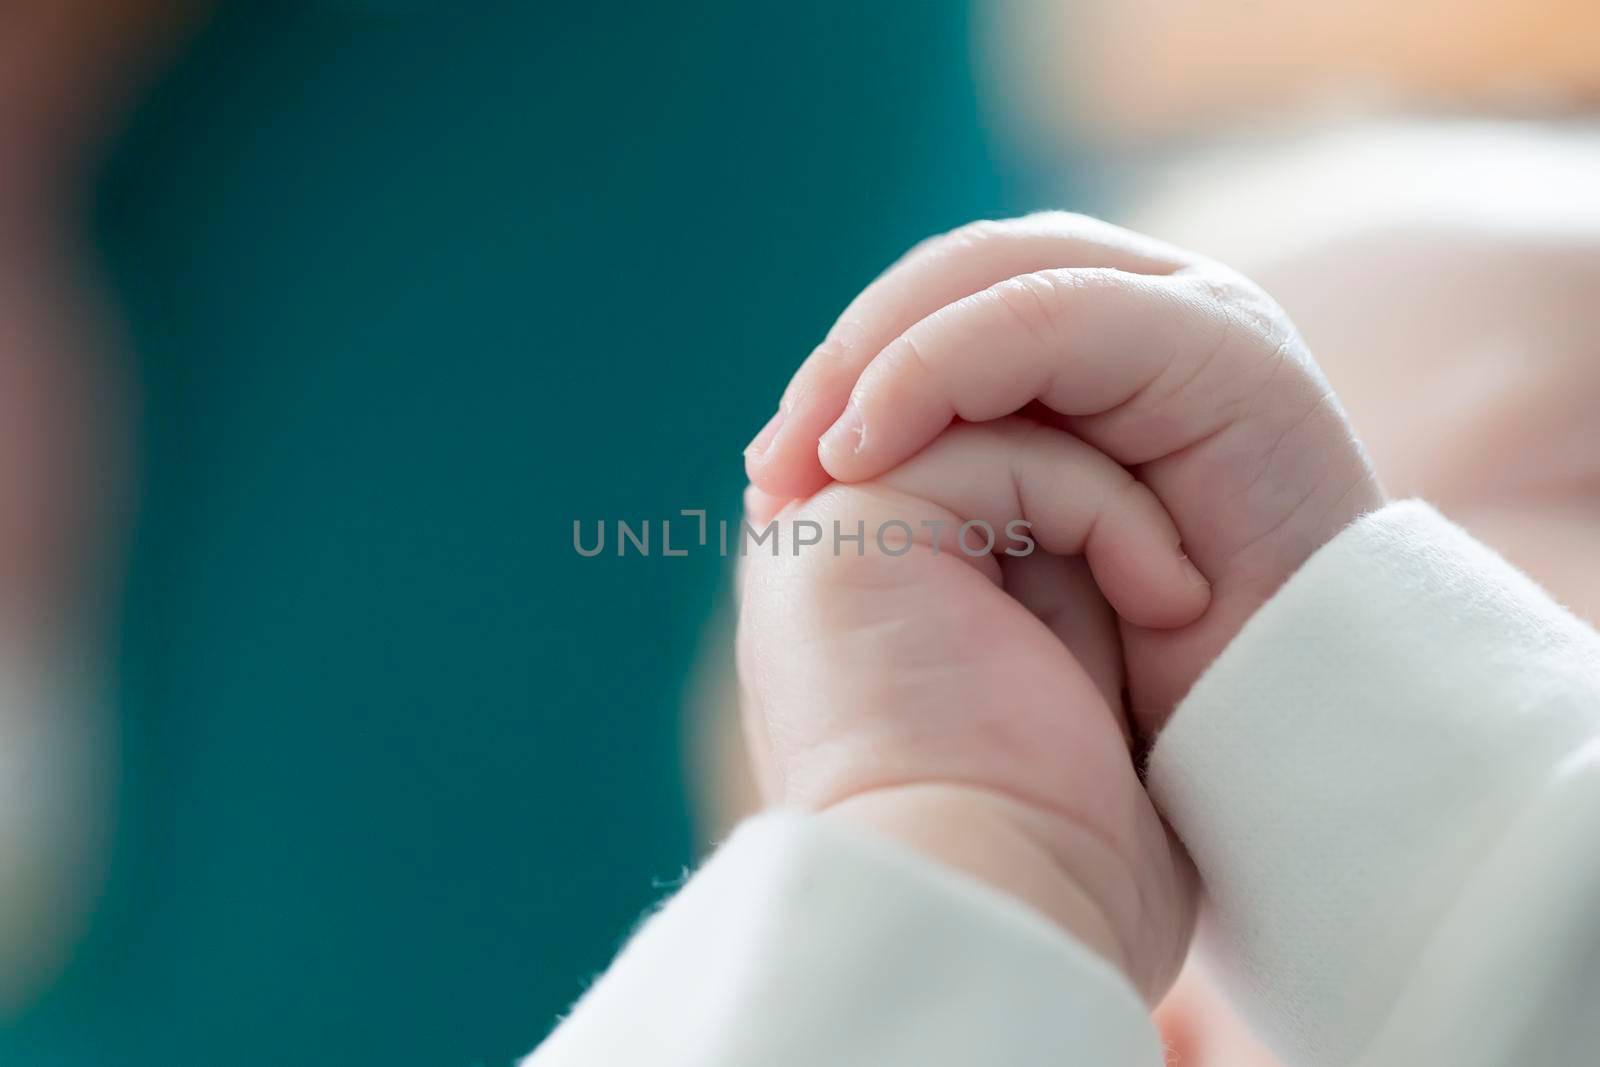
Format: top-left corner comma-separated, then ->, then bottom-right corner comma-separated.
819,784 -> 1146,999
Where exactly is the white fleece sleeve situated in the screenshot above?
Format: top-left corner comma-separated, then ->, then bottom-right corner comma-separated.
1148,500 -> 1600,1066
522,811 -> 1163,1067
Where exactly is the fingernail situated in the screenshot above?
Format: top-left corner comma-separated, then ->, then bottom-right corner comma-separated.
1178,552 -> 1209,588
818,402 -> 864,461
744,409 -> 785,456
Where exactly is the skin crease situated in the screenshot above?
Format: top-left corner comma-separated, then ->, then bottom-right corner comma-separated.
730,211 -> 1600,1062
716,241 -> 1588,1063
738,419 -> 1207,1001
7,5 -> 1594,1059
957,1 -> 1600,1052
744,213 -> 1387,739
1150,218 -> 1600,1066
729,0 -> 1600,1044
739,213 -> 1387,1007
736,205 -> 1600,1058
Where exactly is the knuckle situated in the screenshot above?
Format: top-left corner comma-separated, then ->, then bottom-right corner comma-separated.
1181,266 -> 1294,346
990,272 -> 1063,346
1024,210 -> 1138,250
786,332 -> 860,407
772,488 -> 890,587
1101,469 -> 1152,522
807,333 -> 856,374
878,330 -> 935,385
947,216 -> 1008,245
922,217 -> 1008,260
1175,267 -> 1314,412
909,211 -> 1122,271
1184,264 -> 1280,323
1027,209 -> 1102,235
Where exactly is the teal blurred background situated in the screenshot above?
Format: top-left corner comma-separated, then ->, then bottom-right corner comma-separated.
4,3 -> 1080,1063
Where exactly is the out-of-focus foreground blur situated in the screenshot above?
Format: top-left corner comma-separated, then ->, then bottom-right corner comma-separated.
2,2 -> 1597,1064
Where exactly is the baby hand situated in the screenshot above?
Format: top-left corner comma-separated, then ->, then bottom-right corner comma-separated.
745,213 -> 1386,734
738,418 -> 1206,1002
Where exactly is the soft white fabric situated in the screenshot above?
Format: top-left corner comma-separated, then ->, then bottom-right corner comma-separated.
525,500 -> 1600,1065
1148,500 -> 1600,1065
523,811 -> 1163,1066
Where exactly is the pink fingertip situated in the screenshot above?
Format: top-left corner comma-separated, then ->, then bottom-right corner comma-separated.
745,436 -> 833,500
817,402 -> 864,472
742,484 -> 787,527
743,409 -> 785,457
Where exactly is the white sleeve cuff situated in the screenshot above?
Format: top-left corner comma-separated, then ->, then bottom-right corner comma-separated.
526,811 -> 1164,1066
1148,500 -> 1600,1065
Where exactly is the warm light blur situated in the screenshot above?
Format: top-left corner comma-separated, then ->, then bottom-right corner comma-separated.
1,2 -> 1597,1063
0,0 -> 196,1017
971,6 -> 1600,1065
988,0 -> 1600,143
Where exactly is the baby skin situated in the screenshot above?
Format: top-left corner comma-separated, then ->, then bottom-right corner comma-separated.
738,212 -> 1385,1002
